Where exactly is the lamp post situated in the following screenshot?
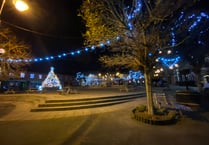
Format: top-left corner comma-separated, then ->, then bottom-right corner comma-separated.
0,48 -> 5,76
0,48 -> 5,54
0,0 -> 29,79
0,0 -> 29,18
13,0 -> 29,11
0,0 -> 6,17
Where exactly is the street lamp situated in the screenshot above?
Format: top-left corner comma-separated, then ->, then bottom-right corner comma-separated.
0,48 -> 5,54
0,0 -> 29,17
13,0 -> 29,11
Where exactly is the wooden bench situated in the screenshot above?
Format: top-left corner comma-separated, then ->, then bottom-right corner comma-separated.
153,92 -> 169,108
4,89 -> 16,94
119,85 -> 138,92
26,88 -> 39,93
119,86 -> 129,92
58,87 -> 78,95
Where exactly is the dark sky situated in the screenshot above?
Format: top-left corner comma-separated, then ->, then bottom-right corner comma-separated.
1,0 -> 102,75
0,0 -> 208,75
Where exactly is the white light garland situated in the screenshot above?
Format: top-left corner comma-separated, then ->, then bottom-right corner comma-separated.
1,8 -> 208,66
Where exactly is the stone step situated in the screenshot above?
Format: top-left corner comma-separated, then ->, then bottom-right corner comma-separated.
31,93 -> 145,112
45,93 -> 143,103
38,94 -> 144,107
31,100 -> 134,112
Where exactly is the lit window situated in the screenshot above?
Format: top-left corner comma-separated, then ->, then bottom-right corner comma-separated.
39,74 -> 42,79
30,73 -> 35,79
20,72 -> 25,78
9,73 -> 14,77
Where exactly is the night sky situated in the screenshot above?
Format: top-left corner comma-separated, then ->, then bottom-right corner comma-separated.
1,0 -> 102,75
0,0 -> 209,75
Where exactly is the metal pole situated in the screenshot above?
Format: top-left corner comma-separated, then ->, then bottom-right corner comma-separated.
0,0 -> 6,23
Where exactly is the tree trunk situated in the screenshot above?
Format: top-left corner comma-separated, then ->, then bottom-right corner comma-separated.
144,69 -> 154,115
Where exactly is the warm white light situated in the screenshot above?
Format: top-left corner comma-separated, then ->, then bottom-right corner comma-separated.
155,69 -> 160,73
0,48 -> 5,54
175,64 -> 179,67
167,50 -> 172,54
116,72 -> 120,76
14,0 -> 29,11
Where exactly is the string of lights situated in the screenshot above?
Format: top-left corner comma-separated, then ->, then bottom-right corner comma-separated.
2,4 -> 209,70
158,11 -> 209,68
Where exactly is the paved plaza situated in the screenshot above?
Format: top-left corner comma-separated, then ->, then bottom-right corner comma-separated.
0,86 -> 209,145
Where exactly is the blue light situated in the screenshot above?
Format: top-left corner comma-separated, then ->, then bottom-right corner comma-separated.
91,46 -> 95,50
100,43 -> 104,47
106,40 -> 111,44
6,59 -> 11,62
187,12 -> 209,31
158,56 -> 180,68
125,0 -> 142,31
85,47 -> 89,51
201,12 -> 208,17
128,23 -> 133,30
7,10 -> 209,64
116,36 -> 120,41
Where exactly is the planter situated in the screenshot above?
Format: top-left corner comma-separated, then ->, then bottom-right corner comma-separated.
132,105 -> 178,125
133,111 -> 177,125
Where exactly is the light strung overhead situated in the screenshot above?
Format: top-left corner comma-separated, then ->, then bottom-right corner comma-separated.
2,10 -> 209,65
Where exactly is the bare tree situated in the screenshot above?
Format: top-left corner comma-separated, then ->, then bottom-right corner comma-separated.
0,27 -> 32,80
79,0 -> 197,115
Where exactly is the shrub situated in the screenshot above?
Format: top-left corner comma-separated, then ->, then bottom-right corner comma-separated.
132,104 -> 147,113
132,105 -> 178,125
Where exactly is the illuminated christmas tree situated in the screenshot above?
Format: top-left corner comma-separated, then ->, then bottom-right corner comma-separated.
41,67 -> 62,90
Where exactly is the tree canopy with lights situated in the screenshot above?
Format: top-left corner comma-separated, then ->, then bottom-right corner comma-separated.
79,0 -> 207,115
0,27 -> 32,80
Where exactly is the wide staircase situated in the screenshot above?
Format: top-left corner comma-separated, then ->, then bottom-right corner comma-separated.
31,93 -> 145,112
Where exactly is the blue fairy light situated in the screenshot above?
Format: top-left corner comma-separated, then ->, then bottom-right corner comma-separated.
188,12 -> 209,32
100,43 -> 104,47
158,56 -> 180,68
106,40 -> 111,45
85,47 -> 89,51
91,46 -> 95,50
116,36 -> 120,41
3,7 -> 208,64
